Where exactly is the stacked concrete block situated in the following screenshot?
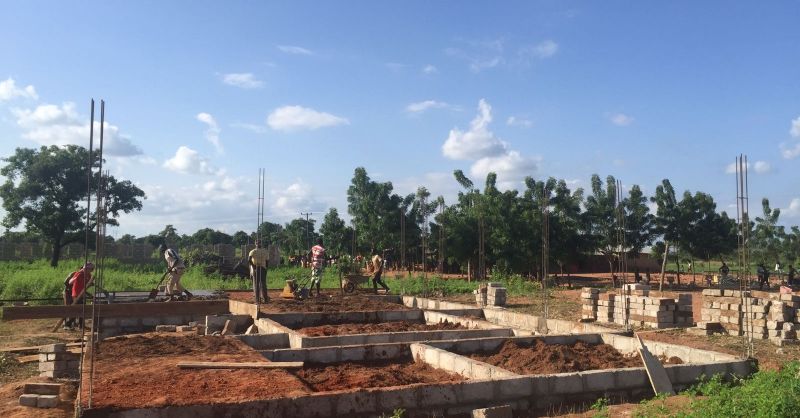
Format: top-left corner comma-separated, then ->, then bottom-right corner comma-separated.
38,344 -> 79,379
474,288 -> 487,306
580,288 -> 599,320
19,383 -> 61,409
580,284 -> 694,329
486,283 -> 507,307
699,289 -> 800,346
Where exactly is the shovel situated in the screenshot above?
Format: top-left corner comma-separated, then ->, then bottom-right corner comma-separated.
148,269 -> 172,301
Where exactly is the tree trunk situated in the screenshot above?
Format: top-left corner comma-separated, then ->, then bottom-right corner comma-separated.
49,236 -> 63,267
659,241 -> 670,292
607,258 -> 615,287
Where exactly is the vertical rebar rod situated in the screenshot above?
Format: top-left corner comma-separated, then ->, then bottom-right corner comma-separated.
541,185 -> 549,330
77,99 -> 95,412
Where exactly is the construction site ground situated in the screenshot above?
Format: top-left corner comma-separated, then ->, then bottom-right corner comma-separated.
228,290 -> 411,312
1,273 -> 797,417
296,319 -> 466,336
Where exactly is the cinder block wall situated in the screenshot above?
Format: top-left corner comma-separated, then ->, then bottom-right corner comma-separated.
581,286 -> 694,329
698,289 -> 799,346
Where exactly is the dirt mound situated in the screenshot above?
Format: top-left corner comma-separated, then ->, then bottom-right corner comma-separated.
95,334 -> 255,360
295,359 -> 464,391
297,320 -> 466,336
228,291 -> 410,313
470,340 -> 647,374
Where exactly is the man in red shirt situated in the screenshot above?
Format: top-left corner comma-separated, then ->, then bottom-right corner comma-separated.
67,262 -> 94,328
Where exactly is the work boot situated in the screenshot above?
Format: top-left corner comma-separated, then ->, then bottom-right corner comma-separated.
184,290 -> 193,301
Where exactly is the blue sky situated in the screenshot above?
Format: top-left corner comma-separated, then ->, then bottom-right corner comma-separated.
1,1 -> 799,237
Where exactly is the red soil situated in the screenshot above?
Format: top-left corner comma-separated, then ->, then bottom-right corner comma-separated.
470,340 -> 680,375
227,291 -> 410,313
297,320 -> 466,336
295,359 -> 464,392
82,334 -> 311,410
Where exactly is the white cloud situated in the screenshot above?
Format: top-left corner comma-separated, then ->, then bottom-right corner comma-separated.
422,65 -> 438,74
266,105 -> 349,132
277,45 -> 313,55
724,160 -> 770,174
12,102 -> 142,156
0,78 -> 38,101
469,150 -> 538,185
230,122 -> 268,134
163,146 -> 220,175
271,181 -> 327,217
610,113 -> 634,126
754,161 -> 771,174
196,112 -> 222,153
782,143 -> 800,159
445,47 -> 503,73
442,99 -> 508,160
406,100 -> 450,114
506,116 -> 532,128
791,116 -> 800,138
221,73 -> 264,89
519,40 -> 559,59
784,198 -> 800,218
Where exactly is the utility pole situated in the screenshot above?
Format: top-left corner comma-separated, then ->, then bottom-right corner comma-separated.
300,212 -> 312,250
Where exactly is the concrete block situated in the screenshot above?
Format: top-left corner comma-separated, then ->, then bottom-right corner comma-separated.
453,355 -> 473,377
176,325 -> 194,332
497,376 -> 533,399
307,348 -> 338,364
23,383 -> 60,396
416,385 -> 459,407
549,373 -> 583,394
614,368 -> 648,389
37,394 -> 59,408
583,370 -> 616,392
155,325 -> 176,332
334,391 -> 376,415
472,404 -> 512,418
39,361 -> 66,372
377,386 -> 417,411
18,394 -> 39,407
459,380 -> 498,403
39,344 -> 66,353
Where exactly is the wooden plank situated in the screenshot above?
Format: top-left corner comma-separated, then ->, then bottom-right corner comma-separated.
2,300 -> 229,321
16,347 -> 82,363
177,361 -> 303,369
1,342 -> 83,354
636,335 -> 675,396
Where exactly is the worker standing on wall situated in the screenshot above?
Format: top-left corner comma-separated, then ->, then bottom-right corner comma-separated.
371,248 -> 390,294
159,244 -> 192,301
309,238 -> 325,297
248,240 -> 270,303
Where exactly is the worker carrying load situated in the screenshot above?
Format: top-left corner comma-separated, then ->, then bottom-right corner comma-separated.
308,238 -> 325,297
158,244 -> 192,301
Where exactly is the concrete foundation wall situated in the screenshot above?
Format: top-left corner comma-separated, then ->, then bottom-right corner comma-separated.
411,343 -> 517,379
100,314 -> 208,338
261,309 -> 423,328
262,342 -> 411,363
233,333 -> 290,350
423,310 -> 509,331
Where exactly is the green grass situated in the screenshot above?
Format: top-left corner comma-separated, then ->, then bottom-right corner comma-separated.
633,362 -> 800,417
0,259 -> 544,302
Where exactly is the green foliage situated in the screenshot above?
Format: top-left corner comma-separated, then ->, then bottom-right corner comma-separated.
0,145 -> 145,266
590,396 -> 610,418
682,363 -> 800,417
320,208 -> 348,256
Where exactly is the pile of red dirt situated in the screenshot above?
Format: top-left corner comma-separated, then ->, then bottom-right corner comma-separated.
294,359 -> 464,391
228,291 -> 410,313
297,320 -> 466,336
83,334 -> 311,410
470,340 -> 677,375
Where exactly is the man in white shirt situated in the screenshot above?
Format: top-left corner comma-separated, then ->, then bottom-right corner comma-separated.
159,244 -> 191,301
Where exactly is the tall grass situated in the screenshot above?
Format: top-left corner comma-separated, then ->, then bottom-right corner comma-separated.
0,259 -> 550,302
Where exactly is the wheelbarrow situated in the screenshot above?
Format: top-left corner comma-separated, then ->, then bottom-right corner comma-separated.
341,274 -> 370,293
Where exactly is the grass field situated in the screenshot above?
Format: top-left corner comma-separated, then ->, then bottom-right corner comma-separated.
0,258 -> 544,302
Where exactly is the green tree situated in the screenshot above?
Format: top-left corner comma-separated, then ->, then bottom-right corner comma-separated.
283,217 -> 317,255
0,145 -> 145,266
676,192 -> 737,267
584,175 -> 620,277
231,230 -> 249,247
651,179 -> 681,290
346,167 -> 403,251
623,185 -> 655,258
752,198 -> 784,265
320,208 -> 347,256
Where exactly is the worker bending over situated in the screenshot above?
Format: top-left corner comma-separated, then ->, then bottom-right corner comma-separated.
67,262 -> 94,328
249,240 -> 270,303
159,244 -> 192,301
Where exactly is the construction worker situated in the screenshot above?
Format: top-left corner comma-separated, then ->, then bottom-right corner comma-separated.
158,244 -> 192,301
68,262 -> 94,328
309,238 -> 325,297
371,247 -> 390,294
719,261 -> 730,278
248,240 -> 269,303
757,262 -> 769,290
788,265 -> 796,286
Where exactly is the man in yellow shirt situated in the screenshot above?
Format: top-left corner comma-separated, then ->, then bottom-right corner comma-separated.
248,240 -> 270,303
